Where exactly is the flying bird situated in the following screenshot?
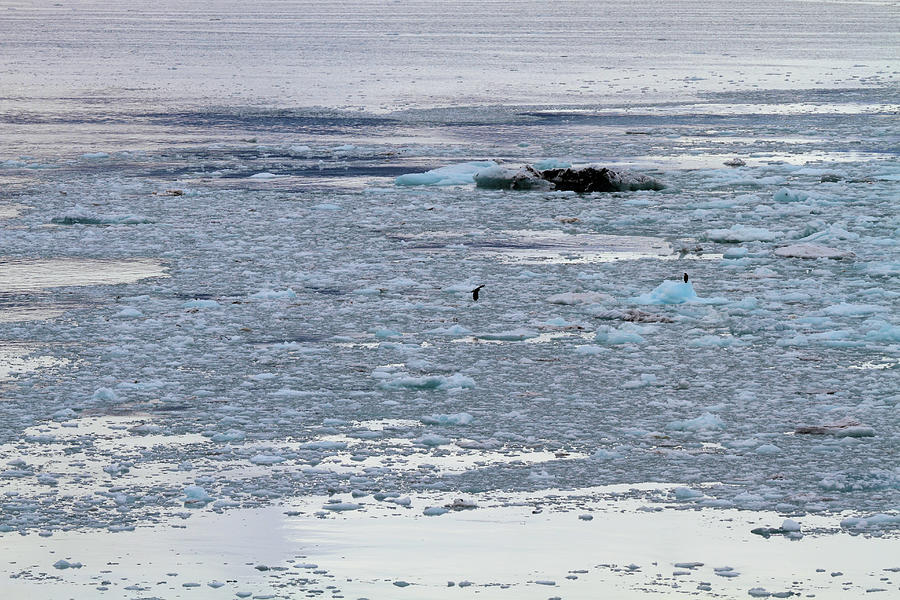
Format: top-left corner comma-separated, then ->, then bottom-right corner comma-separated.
471,284 -> 485,301
683,273 -> 689,283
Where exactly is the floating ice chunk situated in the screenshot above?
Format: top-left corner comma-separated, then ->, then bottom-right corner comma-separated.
748,588 -> 772,598
866,261 -> 900,277
473,165 -> 552,190
323,502 -> 361,511
421,413 -> 473,426
840,514 -> 900,530
445,498 -> 477,510
300,440 -> 348,450
798,224 -> 859,243
532,158 -> 570,170
723,246 -> 749,258
773,188 -> 810,203
476,328 -> 539,341
632,280 -> 727,305
379,373 -> 476,391
375,328 -> 402,339
82,152 -> 109,159
824,303 -> 885,317
51,206 -> 153,225
774,243 -> 855,259
704,225 -> 779,242
211,429 -> 245,442
690,335 -> 740,347
534,579 -> 557,586
249,454 -> 286,465
92,387 -> 118,402
575,345 -> 607,355
102,462 -> 130,476
668,412 -> 726,432
53,559 -> 83,569
395,160 -> 496,186
182,299 -> 221,309
591,448 -> 621,460
546,291 -> 611,305
183,485 -> 212,506
755,444 -> 782,454
673,487 -> 704,501
594,325 -> 645,345
428,325 -> 473,336
623,373 -> 659,388
423,506 -> 449,516
865,323 -> 900,342
114,307 -> 143,318
250,288 -> 297,300
415,434 -> 452,446
248,172 -> 285,179
781,519 -> 801,532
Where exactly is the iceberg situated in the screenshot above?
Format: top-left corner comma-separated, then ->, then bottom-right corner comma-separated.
395,160 -> 496,186
632,280 -> 727,305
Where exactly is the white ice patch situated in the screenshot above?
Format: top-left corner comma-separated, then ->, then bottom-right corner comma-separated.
774,243 -> 855,259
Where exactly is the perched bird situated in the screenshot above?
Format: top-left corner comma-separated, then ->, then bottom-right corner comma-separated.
471,284 -> 485,301
683,273 -> 689,283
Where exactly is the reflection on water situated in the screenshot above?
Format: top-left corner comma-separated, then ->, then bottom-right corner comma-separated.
0,344 -> 69,382
2,486 -> 896,600
0,203 -> 29,220
0,258 -> 167,292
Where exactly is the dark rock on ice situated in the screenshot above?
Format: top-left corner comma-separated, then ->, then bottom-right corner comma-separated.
795,419 -> 874,437
473,164 -> 551,190
538,164 -> 665,193
593,309 -> 674,323
472,163 -> 664,193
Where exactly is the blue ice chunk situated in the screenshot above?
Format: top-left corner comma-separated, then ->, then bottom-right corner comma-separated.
395,160 -> 496,186
632,281 -> 728,305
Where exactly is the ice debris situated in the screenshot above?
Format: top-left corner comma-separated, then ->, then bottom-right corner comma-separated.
704,225 -> 779,242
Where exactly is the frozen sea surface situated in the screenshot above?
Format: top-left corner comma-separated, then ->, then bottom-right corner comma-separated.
1,0 -> 898,598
